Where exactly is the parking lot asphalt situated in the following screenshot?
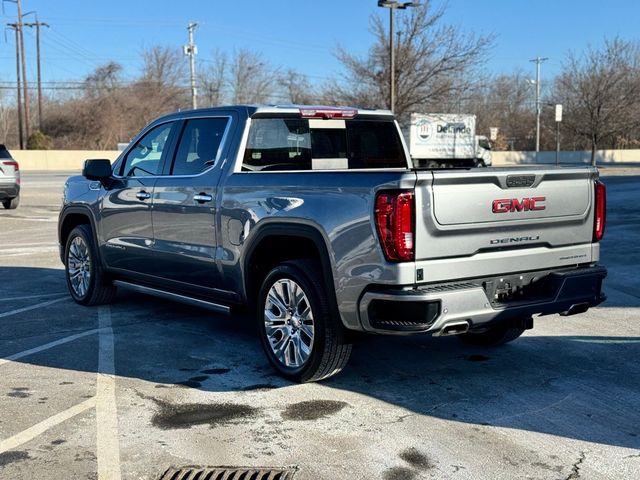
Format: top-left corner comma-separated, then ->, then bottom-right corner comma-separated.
0,171 -> 639,480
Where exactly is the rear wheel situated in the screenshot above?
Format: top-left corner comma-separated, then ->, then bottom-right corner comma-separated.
257,259 -> 352,382
475,160 -> 486,167
458,319 -> 528,347
64,224 -> 117,306
2,195 -> 19,209
427,160 -> 440,169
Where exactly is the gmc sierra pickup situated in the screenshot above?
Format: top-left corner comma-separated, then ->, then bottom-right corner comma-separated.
59,105 -> 607,382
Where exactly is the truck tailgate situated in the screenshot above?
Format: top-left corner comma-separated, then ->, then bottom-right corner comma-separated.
414,167 -> 598,276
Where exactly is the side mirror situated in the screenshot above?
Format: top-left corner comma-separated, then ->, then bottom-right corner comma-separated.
82,159 -> 112,180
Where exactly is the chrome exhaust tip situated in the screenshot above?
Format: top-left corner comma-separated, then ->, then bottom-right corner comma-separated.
435,320 -> 470,337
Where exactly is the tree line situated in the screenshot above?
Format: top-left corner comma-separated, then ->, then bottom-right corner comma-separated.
1,0 -> 639,162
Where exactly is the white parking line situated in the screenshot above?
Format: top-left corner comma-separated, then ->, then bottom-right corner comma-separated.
0,328 -> 100,367
0,397 -> 97,454
0,293 -> 67,302
0,297 -> 67,319
96,306 -> 122,480
0,245 -> 59,256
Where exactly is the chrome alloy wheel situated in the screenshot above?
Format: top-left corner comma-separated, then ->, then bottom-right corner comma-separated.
264,279 -> 315,368
67,236 -> 92,297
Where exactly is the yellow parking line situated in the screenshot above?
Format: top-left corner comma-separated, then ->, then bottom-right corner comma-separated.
96,306 -> 122,480
0,397 -> 96,454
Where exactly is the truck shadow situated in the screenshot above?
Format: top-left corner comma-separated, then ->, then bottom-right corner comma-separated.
1,266 -> 639,450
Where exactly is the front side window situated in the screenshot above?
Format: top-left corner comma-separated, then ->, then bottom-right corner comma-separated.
242,117 -> 407,171
121,123 -> 173,177
171,118 -> 229,175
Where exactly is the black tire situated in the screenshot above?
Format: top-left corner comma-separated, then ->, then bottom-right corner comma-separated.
458,320 -> 527,347
257,259 -> 352,383
64,224 -> 117,306
427,160 -> 440,169
475,160 -> 486,167
2,196 -> 19,209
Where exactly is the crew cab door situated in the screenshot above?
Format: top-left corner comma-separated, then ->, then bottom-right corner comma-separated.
151,115 -> 233,290
100,122 -> 176,274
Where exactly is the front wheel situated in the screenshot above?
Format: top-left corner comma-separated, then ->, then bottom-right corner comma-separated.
64,224 -> 117,306
257,259 -> 352,382
2,196 -> 19,209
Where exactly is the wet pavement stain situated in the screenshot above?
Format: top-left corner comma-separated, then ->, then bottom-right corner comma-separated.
7,387 -> 31,398
0,450 -> 30,466
51,439 -> 66,446
399,447 -> 434,470
466,354 -> 491,362
383,466 -> 416,480
188,375 -> 209,382
152,402 -> 258,430
201,368 -> 230,375
282,400 -> 348,421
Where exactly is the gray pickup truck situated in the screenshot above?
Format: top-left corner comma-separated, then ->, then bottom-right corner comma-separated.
59,105 -> 607,382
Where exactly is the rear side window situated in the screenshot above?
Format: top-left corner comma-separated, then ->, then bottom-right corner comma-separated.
171,117 -> 229,175
242,117 -> 407,171
243,119 -> 311,171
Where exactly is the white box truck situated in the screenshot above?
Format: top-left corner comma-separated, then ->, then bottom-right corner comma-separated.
409,113 -> 492,168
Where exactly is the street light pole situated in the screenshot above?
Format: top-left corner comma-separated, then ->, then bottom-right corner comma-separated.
530,56 -> 548,153
378,1 -> 418,113
389,7 -> 394,114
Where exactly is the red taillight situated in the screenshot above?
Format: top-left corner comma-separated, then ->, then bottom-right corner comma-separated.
299,107 -> 358,119
2,160 -> 19,171
594,180 -> 606,242
375,190 -> 414,262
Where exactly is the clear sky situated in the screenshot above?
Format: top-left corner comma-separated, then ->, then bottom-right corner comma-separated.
1,0 -> 639,93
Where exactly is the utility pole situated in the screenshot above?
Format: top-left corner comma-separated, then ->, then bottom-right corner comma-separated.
15,0 -> 31,140
24,15 -> 48,130
7,23 -> 24,149
378,1 -> 417,113
530,56 -> 548,153
183,22 -> 198,109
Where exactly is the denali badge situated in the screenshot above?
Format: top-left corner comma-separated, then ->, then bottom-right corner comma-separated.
492,196 -> 546,213
490,236 -> 540,244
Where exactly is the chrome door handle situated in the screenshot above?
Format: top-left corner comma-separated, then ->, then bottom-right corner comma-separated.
136,190 -> 151,201
194,193 -> 213,203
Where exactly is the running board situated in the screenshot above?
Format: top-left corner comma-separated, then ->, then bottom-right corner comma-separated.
113,280 -> 231,315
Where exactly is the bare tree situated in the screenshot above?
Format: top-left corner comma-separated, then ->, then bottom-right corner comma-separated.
555,37 -> 640,164
141,46 -> 185,87
462,71 -> 536,150
229,49 -> 277,104
85,62 -> 122,97
332,1 -> 494,124
278,69 -> 319,104
200,51 -> 228,107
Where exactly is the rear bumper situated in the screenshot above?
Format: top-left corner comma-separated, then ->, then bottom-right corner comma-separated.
358,265 -> 607,335
0,182 -> 19,200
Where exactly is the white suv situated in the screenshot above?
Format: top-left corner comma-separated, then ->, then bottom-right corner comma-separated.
0,144 -> 20,209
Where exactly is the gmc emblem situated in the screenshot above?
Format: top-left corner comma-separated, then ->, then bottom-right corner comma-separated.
492,196 -> 546,213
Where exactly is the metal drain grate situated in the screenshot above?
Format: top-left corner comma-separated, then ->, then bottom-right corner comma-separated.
159,466 -> 297,480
